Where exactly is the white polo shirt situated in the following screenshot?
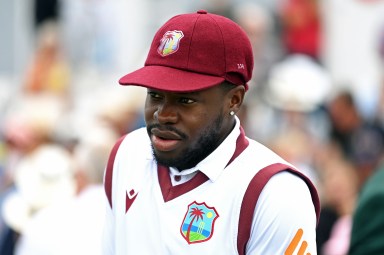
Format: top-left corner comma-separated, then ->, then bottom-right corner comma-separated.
103,117 -> 318,254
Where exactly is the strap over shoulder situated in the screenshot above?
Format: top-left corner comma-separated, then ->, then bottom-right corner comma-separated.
237,163 -> 320,255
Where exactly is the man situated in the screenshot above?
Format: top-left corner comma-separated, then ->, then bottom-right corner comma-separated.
103,10 -> 320,254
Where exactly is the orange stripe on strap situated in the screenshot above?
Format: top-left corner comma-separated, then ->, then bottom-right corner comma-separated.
298,240 -> 308,255
285,228 -> 303,255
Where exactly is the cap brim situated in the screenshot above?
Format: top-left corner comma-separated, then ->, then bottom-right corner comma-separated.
119,66 -> 225,92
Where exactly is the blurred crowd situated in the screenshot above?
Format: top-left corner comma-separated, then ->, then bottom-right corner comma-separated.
0,0 -> 384,254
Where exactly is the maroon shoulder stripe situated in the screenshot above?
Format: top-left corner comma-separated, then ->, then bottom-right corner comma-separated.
237,163 -> 320,255
104,135 -> 126,209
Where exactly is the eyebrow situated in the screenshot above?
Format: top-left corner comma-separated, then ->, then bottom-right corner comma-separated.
175,91 -> 200,96
148,89 -> 201,96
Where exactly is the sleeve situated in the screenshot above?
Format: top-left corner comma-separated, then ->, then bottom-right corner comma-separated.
246,171 -> 318,255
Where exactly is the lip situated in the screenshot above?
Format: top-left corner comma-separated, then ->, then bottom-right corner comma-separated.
150,128 -> 183,152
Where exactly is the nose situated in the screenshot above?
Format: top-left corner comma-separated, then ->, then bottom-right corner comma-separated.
154,102 -> 178,124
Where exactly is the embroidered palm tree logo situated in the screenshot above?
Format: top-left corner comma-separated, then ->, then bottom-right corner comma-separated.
157,30 -> 184,57
180,201 -> 219,244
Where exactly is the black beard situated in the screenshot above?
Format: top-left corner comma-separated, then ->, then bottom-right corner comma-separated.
151,112 -> 225,171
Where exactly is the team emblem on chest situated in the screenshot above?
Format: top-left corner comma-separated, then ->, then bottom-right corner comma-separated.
180,201 -> 219,244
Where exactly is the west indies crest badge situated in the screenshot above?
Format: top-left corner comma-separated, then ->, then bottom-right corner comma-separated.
180,201 -> 219,244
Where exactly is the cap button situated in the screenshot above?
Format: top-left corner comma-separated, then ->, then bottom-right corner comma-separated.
197,10 -> 208,14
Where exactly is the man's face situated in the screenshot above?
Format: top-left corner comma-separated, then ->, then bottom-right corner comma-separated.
145,85 -> 233,170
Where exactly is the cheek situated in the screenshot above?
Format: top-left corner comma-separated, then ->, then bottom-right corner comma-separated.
186,109 -> 208,126
144,107 -> 154,124
186,110 -> 217,136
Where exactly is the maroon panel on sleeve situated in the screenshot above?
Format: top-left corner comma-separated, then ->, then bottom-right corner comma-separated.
104,135 -> 126,209
237,163 -> 320,255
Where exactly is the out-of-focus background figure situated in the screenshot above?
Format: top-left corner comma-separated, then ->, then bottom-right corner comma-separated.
22,21 -> 70,98
14,126 -> 116,255
348,7 -> 384,255
1,0 -> 384,254
278,0 -> 323,61
348,159 -> 384,255
0,94 -> 75,254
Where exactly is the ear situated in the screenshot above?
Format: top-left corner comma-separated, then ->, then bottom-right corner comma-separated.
227,85 -> 245,115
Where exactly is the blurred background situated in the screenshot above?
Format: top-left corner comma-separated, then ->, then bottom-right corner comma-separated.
0,0 -> 384,254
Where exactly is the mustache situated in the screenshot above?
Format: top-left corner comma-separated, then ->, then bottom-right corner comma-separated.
147,123 -> 188,139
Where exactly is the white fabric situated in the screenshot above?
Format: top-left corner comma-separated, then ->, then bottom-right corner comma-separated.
102,118 -> 317,254
249,171 -> 317,254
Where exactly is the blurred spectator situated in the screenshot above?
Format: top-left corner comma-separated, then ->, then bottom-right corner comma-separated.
1,145 -> 75,232
245,54 -> 331,144
69,85 -> 143,138
318,157 -> 359,255
348,159 -> 384,254
14,127 -> 115,255
327,90 -> 384,189
34,0 -> 60,29
278,0 -> 322,61
0,93 -> 73,254
265,54 -> 331,113
94,86 -> 146,137
22,21 -> 71,99
0,144 -> 75,255
1,94 -> 68,188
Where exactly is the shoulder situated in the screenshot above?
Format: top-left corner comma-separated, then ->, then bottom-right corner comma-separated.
256,171 -> 317,219
248,171 -> 318,254
261,171 -> 315,209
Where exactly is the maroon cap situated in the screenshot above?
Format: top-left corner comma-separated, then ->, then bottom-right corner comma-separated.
119,10 -> 254,92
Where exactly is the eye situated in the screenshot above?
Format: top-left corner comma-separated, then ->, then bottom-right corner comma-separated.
148,91 -> 162,100
179,97 -> 195,104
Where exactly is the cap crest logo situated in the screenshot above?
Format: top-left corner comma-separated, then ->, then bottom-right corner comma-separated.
157,30 -> 184,57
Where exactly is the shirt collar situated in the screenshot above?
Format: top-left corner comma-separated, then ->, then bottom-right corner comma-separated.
169,116 -> 241,182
